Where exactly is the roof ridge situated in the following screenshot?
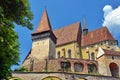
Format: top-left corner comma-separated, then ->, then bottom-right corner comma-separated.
105,27 -> 115,40
53,22 -> 80,31
86,27 -> 106,33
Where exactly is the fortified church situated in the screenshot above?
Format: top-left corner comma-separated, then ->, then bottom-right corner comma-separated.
13,9 -> 120,80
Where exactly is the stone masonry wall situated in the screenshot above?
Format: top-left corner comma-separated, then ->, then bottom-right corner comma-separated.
12,72 -> 119,80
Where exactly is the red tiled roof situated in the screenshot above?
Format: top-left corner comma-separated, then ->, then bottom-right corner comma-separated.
103,49 -> 120,56
82,27 -> 115,46
32,9 -> 52,34
53,22 -> 81,46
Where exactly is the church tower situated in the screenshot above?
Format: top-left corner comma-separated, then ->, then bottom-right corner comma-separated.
31,9 -> 56,60
22,9 -> 56,71
83,19 -> 88,35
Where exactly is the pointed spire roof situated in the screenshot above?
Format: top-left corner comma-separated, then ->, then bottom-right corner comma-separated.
33,9 -> 52,34
83,19 -> 88,30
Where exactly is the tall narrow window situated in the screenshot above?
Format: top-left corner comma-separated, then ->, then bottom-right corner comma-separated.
68,49 -> 71,58
91,52 -> 95,60
57,51 -> 60,58
62,48 -> 66,58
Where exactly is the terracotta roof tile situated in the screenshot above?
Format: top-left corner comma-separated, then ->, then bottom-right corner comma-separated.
103,49 -> 120,56
53,22 -> 81,46
82,27 -> 115,46
32,9 -> 52,34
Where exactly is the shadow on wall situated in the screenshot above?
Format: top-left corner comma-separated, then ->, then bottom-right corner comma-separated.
42,76 -> 62,80
9,77 -> 21,80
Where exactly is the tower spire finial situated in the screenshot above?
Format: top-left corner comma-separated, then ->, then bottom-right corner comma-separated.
84,18 -> 87,29
83,19 -> 88,35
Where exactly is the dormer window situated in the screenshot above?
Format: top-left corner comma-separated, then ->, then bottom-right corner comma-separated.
86,47 -> 89,50
106,41 -> 109,45
95,45 -> 98,48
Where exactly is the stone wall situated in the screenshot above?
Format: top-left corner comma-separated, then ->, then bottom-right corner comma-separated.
12,72 -> 119,80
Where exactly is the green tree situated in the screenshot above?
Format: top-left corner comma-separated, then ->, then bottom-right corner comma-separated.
14,66 -> 28,72
0,0 -> 33,79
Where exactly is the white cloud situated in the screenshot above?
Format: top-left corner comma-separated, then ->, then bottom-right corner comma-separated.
102,5 -> 120,38
103,5 -> 113,17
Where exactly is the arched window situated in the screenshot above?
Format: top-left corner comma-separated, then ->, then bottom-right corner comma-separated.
57,51 -> 60,58
68,49 -> 71,58
42,76 -> 62,80
61,61 -> 71,72
109,63 -> 119,77
91,52 -> 95,60
9,77 -> 22,80
74,63 -> 84,72
87,63 -> 97,73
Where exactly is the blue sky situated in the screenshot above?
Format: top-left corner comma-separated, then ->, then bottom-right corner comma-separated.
12,0 -> 120,69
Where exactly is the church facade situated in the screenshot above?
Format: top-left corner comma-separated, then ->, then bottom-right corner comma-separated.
12,9 -> 120,80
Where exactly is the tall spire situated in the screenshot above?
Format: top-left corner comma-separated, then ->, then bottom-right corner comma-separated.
33,9 -> 52,34
83,19 -> 87,30
83,19 -> 88,35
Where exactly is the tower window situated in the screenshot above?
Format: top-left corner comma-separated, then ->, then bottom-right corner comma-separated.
37,43 -> 39,45
112,56 -> 114,60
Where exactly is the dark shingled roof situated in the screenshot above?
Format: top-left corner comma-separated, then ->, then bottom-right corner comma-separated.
82,27 -> 115,46
53,22 -> 81,46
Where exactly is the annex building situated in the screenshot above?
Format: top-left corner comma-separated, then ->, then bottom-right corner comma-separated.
12,9 -> 120,80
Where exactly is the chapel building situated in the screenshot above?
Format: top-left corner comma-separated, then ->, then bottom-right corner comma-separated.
22,9 -> 120,78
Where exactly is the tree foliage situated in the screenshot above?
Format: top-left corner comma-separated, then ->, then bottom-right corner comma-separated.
14,66 -> 28,72
0,0 -> 33,79
0,0 -> 33,29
